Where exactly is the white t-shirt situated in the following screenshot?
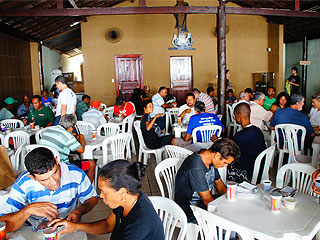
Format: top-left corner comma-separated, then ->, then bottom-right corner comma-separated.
56,88 -> 77,116
309,107 -> 320,126
151,93 -> 165,117
82,108 -> 107,129
178,104 -> 195,124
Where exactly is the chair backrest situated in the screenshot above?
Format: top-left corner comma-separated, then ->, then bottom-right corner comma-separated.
275,124 -> 306,153
165,145 -> 193,159
251,145 -> 276,185
102,133 -> 131,164
100,103 -> 107,111
134,120 -> 147,150
226,104 -> 234,125
103,106 -> 114,118
218,166 -> 227,185
192,125 -> 222,143
35,128 -> 48,143
0,134 -> 4,145
149,196 -> 187,240
75,121 -> 96,136
168,108 -> 180,125
191,205 -> 254,240
121,114 -> 135,133
13,142 -> 27,170
25,144 -> 60,163
155,157 -> 183,200
96,123 -> 120,137
1,119 -> 24,129
4,131 -> 30,151
276,163 -> 316,196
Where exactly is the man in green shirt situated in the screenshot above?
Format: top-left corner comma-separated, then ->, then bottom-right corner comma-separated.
23,95 -> 55,127
76,95 -> 91,121
263,87 -> 276,111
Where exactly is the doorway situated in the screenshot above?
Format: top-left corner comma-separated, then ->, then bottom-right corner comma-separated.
115,54 -> 143,101
170,56 -> 193,106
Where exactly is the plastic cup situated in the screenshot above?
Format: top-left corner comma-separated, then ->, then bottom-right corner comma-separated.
263,180 -> 272,192
43,228 -> 58,240
271,192 -> 282,212
284,197 -> 296,209
0,222 -> 6,240
30,122 -> 35,129
92,130 -> 97,139
227,181 -> 237,200
35,125 -> 40,130
177,117 -> 182,124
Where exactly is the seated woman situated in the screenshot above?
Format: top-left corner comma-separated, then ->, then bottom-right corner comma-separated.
270,92 -> 290,113
141,100 -> 189,149
50,160 -> 164,240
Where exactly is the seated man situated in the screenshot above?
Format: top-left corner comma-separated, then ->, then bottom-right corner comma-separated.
232,103 -> 266,181
184,101 -> 224,142
41,90 -> 53,108
0,147 -> 98,232
163,88 -> 177,107
0,97 -> 17,120
39,114 -> 96,183
113,96 -> 135,119
250,92 -> 273,131
192,88 -> 215,113
263,87 -> 276,111
76,94 -> 91,121
17,94 -> 33,118
232,91 -> 249,110
244,88 -> 254,101
226,89 -> 237,105
82,100 -> 107,129
309,91 -> 320,127
175,138 -> 240,223
178,93 -> 196,124
23,95 -> 55,127
270,93 -> 315,149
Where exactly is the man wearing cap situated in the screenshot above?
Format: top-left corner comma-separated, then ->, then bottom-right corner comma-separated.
0,97 -> 17,120
82,100 -> 107,129
113,96 -> 136,118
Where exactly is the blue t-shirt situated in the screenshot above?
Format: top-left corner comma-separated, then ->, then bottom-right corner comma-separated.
186,113 -> 224,142
41,97 -> 53,107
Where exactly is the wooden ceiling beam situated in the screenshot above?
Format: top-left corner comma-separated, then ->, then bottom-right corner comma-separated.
0,21 -> 39,41
43,26 -> 79,41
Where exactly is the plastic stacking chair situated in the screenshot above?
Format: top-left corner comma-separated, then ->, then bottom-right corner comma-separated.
251,145 -> 276,185
149,196 -> 187,240
96,123 -> 120,137
1,119 -> 24,129
75,121 -> 96,137
25,144 -> 60,162
4,131 -> 30,151
0,134 -> 4,145
165,145 -> 193,159
133,120 -> 165,165
103,106 -> 114,118
155,157 -> 183,200
191,205 -> 254,240
276,163 -> 316,196
192,125 -> 222,143
165,108 -> 180,133
121,114 -> 136,159
226,104 -> 241,138
35,128 -> 48,143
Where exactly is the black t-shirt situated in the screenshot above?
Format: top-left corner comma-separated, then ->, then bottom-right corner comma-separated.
174,152 -> 220,223
141,114 -> 160,147
111,192 -> 164,240
288,74 -> 300,94
233,125 -> 266,180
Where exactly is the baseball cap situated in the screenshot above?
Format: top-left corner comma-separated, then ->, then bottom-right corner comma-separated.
4,97 -> 18,105
116,96 -> 125,106
90,100 -> 101,109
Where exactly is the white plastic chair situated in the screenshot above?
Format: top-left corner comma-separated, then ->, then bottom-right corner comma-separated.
100,103 -> 107,111
103,106 -> 114,118
94,133 -> 131,189
191,205 -> 254,240
149,196 -> 187,240
251,145 -> 276,185
75,121 -> 96,136
276,163 -> 316,196
0,134 -> 4,145
96,123 -> 120,137
192,125 -> 222,143
275,124 -> 306,171
121,114 -> 136,158
134,120 -> 165,165
4,131 -> 30,151
25,144 -> 60,163
166,108 -> 180,133
35,128 -> 48,143
218,167 -> 227,185
226,104 -> 241,138
1,119 -> 24,129
155,157 -> 183,200
13,142 -> 27,171
165,145 -> 193,159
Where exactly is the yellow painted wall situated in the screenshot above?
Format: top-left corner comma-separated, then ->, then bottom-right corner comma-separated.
81,0 -> 283,105
30,42 -> 41,95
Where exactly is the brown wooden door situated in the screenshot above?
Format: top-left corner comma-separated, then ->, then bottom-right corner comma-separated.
170,56 -> 193,106
115,54 -> 143,101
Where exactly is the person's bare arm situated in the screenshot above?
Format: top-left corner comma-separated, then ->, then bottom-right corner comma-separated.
161,103 -> 172,109
184,133 -> 191,141
215,179 -> 227,195
50,212 -> 116,235
146,113 -> 162,131
179,109 -> 191,120
67,197 -> 98,222
76,134 -> 85,153
46,122 -> 54,127
0,202 -> 58,232
199,190 -> 214,206
61,104 -> 67,116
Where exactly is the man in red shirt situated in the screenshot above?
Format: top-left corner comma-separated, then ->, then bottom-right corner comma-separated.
113,96 -> 136,118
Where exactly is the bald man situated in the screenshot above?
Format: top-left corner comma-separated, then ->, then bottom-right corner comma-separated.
232,103 -> 266,181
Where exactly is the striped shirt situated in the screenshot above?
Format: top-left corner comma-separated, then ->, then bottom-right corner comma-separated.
39,125 -> 81,162
0,162 -> 97,220
198,92 -> 215,114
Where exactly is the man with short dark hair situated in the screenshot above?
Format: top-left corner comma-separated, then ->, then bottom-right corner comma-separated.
41,90 -> 53,108
17,94 -> 33,118
244,88 -> 254,101
175,138 -> 240,223
192,88 -> 215,113
76,94 -> 91,121
226,89 -> 237,105
184,101 -> 224,142
286,67 -> 300,95
263,87 -> 276,111
178,93 -> 196,124
0,147 -> 98,232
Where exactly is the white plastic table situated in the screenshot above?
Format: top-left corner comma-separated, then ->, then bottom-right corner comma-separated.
173,124 -> 188,138
8,226 -> 87,240
312,136 -> 320,168
208,188 -> 320,240
184,142 -> 213,152
81,135 -> 107,159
